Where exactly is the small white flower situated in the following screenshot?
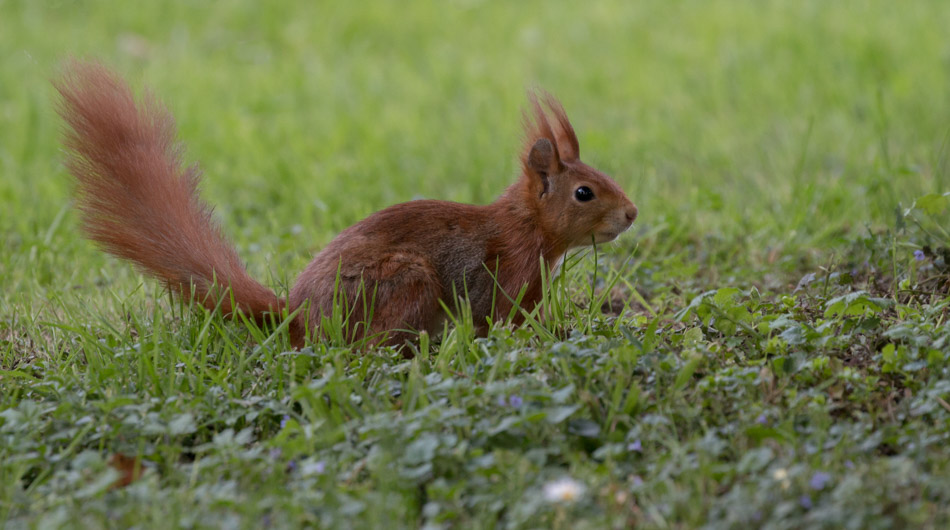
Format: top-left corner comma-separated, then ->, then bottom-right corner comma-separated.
772,468 -> 791,490
543,477 -> 586,503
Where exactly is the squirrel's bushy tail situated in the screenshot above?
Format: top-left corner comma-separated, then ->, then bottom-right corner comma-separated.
56,60 -> 284,323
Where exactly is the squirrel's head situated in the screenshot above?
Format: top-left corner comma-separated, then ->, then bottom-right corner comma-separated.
518,93 -> 638,251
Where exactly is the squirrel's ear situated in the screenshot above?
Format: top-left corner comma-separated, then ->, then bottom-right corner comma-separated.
527,137 -> 557,174
526,137 -> 560,197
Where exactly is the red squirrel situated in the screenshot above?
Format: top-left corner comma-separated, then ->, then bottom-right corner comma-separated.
56,60 -> 638,350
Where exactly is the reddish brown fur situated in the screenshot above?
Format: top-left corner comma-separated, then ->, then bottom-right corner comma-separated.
55,60 -> 283,323
56,61 -> 638,353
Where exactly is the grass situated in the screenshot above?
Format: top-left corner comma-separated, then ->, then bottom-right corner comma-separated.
2,0 -> 950,527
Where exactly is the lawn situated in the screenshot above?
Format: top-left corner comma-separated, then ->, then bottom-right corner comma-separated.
2,0 -> 950,527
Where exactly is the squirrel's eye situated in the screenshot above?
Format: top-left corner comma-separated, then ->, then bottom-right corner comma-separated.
574,186 -> 595,202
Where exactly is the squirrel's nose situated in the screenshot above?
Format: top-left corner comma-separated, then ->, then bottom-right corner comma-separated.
625,203 -> 638,223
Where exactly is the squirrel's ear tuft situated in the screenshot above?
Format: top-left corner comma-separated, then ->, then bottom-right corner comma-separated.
521,92 -> 563,185
520,90 -> 579,180
541,93 -> 579,162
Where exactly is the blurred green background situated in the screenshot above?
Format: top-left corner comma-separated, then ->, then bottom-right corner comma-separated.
2,0 -> 949,309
